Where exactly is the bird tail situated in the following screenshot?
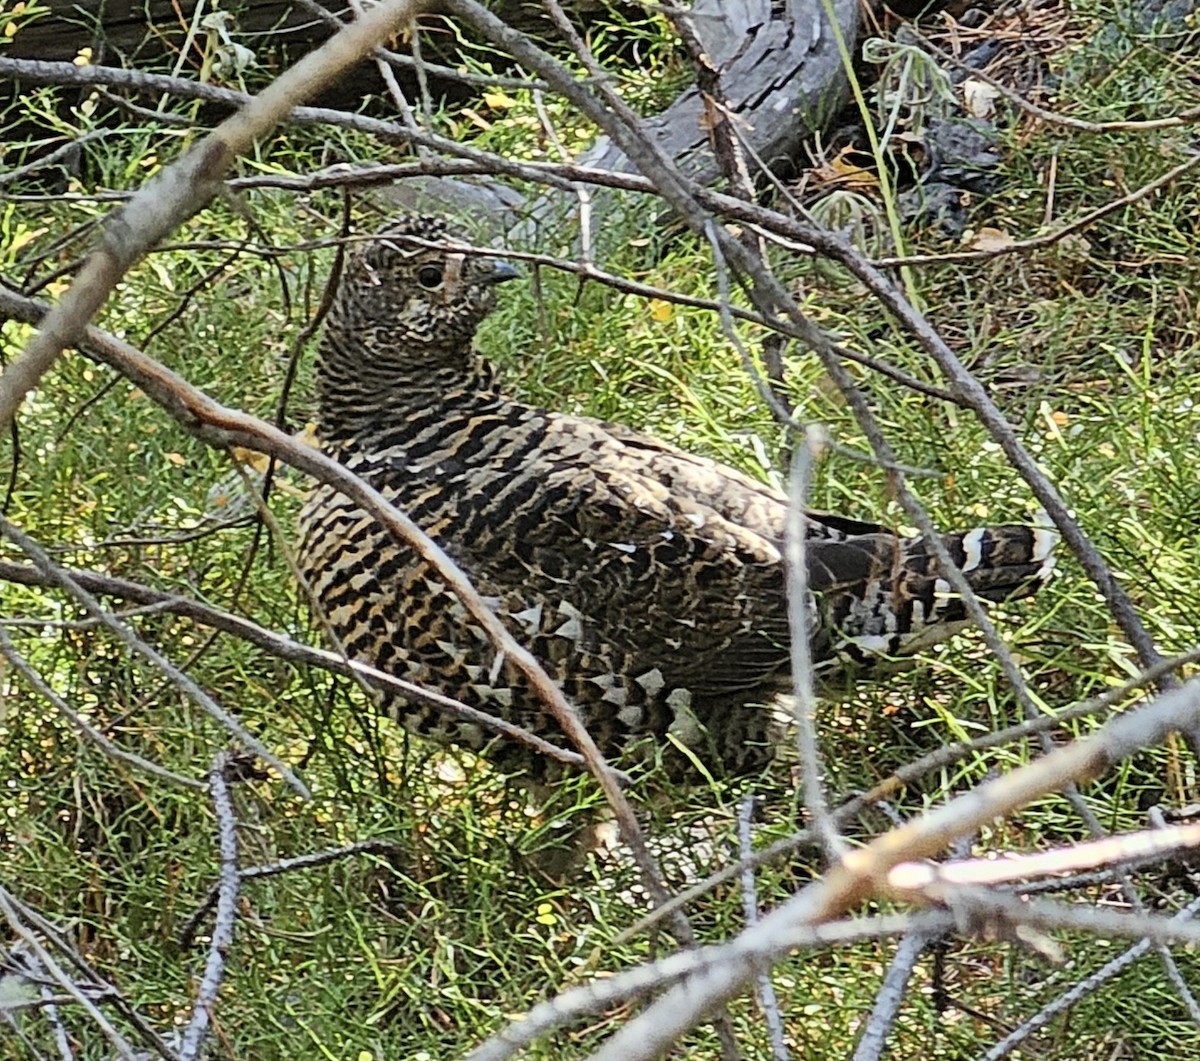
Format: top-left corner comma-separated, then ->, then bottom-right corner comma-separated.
809,520 -> 1058,665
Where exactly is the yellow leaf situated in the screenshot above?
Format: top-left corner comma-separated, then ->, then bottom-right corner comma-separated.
482,89 -> 518,110
230,446 -> 270,473
811,146 -> 878,190
460,108 -> 492,131
648,299 -> 673,322
9,226 -> 46,254
165,452 -> 186,467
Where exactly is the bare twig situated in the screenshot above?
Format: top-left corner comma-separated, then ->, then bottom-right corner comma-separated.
917,33 -> 1200,134
290,0 -> 549,91
876,152 -> 1200,269
889,822 -> 1200,891
0,131 -> 108,187
178,752 -> 243,1061
785,427 -> 844,862
467,910 -> 945,1061
851,928 -> 938,1061
573,675 -> 1200,1058
2,898 -> 177,1059
0,558 -> 595,773
0,517 -> 309,797
736,795 -> 790,1061
0,621 -> 204,790
0,888 -> 140,1061
979,890 -> 1200,1060
179,840 -> 404,948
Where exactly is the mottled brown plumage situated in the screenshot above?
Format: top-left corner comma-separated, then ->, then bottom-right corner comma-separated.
298,217 -> 1056,780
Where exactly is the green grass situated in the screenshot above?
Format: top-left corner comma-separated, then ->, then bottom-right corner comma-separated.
2,0 -> 1200,1057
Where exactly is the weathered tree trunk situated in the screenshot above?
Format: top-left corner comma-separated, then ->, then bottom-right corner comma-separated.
386,0 -> 860,249
585,0 -> 859,185
9,0 -> 860,249
8,0 -> 310,64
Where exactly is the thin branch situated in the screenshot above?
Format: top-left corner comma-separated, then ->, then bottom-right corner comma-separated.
467,910 -> 945,1061
889,822 -> 1200,891
0,0 -> 431,430
737,795 -> 790,1061
977,895 -> 1200,1061
573,674 -> 1200,1058
291,0 -> 549,91
875,152 -> 1200,269
917,33 -> 1200,134
0,131 -> 108,187
179,840 -> 404,948
851,929 -> 938,1061
3,898 -> 178,1059
0,558 -> 595,773
0,888 -> 141,1061
0,621 -> 204,790
784,426 -> 844,862
178,752 -> 243,1061
0,517 -> 309,797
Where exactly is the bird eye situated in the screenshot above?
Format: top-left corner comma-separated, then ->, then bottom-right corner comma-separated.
416,264 -> 444,289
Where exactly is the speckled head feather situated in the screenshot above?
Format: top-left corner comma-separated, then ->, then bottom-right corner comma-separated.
317,216 -> 518,440
327,215 -> 518,360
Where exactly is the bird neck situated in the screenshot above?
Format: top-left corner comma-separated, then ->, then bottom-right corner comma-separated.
315,331 -> 504,445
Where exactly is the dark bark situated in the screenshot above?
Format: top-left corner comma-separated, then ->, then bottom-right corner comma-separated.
5,0 -> 615,67
583,0 -> 859,185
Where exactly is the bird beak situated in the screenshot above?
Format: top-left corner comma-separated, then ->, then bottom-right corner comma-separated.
480,259 -> 521,285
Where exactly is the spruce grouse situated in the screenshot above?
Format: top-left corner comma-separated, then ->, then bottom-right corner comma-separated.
298,216 -> 1055,780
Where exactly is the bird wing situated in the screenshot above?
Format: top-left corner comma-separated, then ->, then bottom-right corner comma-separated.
546,410 -> 890,543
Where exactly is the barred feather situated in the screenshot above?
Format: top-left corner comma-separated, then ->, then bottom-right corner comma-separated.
298,217 -> 1056,780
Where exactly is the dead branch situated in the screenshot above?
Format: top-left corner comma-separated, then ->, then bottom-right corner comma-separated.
177,751 -> 244,1061
0,620 -> 205,790
0,516 -> 309,796
0,0 -> 431,430
567,676 -> 1200,1059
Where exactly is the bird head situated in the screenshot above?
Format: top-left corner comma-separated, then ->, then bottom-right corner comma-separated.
329,215 -> 520,358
